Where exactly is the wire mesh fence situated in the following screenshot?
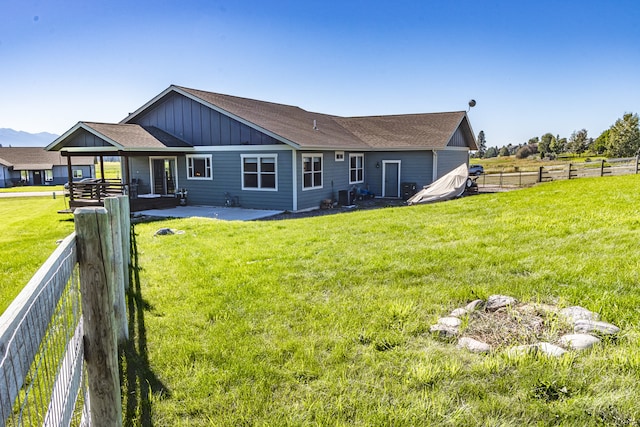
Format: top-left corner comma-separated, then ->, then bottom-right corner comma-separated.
0,234 -> 88,426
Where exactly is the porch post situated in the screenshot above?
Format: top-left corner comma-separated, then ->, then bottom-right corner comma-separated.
99,155 -> 105,183
66,154 -> 74,202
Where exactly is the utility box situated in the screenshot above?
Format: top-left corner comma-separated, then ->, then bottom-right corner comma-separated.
401,182 -> 417,200
338,190 -> 349,206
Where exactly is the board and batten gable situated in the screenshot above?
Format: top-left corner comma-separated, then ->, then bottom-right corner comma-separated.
132,92 -> 284,147
64,128 -> 113,148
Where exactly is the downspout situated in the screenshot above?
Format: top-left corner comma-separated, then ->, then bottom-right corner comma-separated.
432,150 -> 439,182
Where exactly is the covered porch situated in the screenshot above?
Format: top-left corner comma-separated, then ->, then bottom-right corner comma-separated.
61,150 -> 184,213
46,121 -> 194,214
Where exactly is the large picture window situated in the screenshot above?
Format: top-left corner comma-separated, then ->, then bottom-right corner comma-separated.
349,153 -> 364,184
45,169 -> 53,182
242,154 -> 277,190
302,154 -> 323,190
187,155 -> 212,180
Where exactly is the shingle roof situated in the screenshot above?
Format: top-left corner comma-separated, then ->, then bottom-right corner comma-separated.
83,123 -> 192,149
175,86 -> 476,150
0,147 -> 94,169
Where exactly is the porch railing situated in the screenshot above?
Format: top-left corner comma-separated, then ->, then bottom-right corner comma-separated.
67,180 -> 127,203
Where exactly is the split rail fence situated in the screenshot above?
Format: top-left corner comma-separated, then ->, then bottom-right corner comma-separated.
476,156 -> 640,190
0,196 -> 131,426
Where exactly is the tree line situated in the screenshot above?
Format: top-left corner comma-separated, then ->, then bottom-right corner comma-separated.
473,113 -> 640,159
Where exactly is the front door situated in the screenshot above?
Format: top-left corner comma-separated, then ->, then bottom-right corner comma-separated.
32,170 -> 42,185
382,161 -> 401,198
151,158 -> 177,195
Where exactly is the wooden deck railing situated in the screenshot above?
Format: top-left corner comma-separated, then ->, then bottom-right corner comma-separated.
67,180 -> 127,202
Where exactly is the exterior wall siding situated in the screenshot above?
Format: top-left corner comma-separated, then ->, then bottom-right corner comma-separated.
360,151 -> 434,197
134,92 -> 282,147
292,150 -> 435,209
448,127 -> 468,148
436,150 -> 469,179
128,150 -> 294,210
0,166 -> 8,187
67,130 -> 111,147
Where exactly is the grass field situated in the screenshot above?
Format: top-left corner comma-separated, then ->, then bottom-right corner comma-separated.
0,196 -> 74,313
0,185 -> 64,193
122,175 -> 640,426
3,176 -> 640,425
471,155 -> 607,174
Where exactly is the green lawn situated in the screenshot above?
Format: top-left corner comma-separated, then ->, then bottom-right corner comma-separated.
0,185 -> 64,193
0,196 -> 74,313
120,175 -> 640,426
2,176 -> 639,425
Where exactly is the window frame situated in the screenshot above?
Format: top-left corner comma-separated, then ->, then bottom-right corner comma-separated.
335,151 -> 345,162
186,154 -> 213,180
72,169 -> 83,179
302,153 -> 323,190
241,154 -> 278,191
45,169 -> 54,182
349,153 -> 365,184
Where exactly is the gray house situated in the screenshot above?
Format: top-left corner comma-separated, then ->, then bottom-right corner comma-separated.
0,147 -> 94,188
47,85 -> 477,212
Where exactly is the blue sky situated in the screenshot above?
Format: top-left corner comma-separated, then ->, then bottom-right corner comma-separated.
1,0 -> 639,147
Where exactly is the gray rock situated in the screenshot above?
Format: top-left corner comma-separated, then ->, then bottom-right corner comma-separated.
559,334 -> 601,350
574,319 -> 620,335
438,317 -> 462,328
457,337 -> 491,353
486,295 -> 517,312
450,308 -> 469,318
154,228 -> 174,236
560,306 -> 599,323
430,324 -> 459,339
465,299 -> 484,312
536,342 -> 568,357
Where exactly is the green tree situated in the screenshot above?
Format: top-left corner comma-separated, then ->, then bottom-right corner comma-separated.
485,146 -> 499,158
539,133 -> 554,158
549,134 -> 566,154
592,129 -> 609,155
606,113 -> 640,157
567,129 -> 589,155
498,146 -> 510,156
477,130 -> 487,158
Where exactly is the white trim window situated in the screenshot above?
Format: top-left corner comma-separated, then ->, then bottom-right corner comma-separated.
187,154 -> 212,180
241,154 -> 278,191
335,151 -> 345,161
73,169 -> 83,179
349,153 -> 364,184
302,154 -> 323,190
45,169 -> 54,182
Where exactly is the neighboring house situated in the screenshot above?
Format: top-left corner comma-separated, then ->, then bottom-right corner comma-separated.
0,147 -> 94,188
47,85 -> 477,211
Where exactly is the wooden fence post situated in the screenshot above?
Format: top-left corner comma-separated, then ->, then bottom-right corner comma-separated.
601,159 -> 605,177
74,207 -> 123,427
104,197 -> 129,344
636,156 -> 639,174
118,195 -> 131,290
538,166 -> 543,183
568,163 -> 572,179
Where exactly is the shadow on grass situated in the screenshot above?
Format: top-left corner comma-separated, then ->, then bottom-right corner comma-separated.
120,224 -> 170,426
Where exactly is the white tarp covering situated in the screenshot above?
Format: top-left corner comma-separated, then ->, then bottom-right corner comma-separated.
407,163 -> 470,205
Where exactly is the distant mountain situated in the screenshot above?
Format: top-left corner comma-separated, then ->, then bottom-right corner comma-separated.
0,128 -> 59,147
